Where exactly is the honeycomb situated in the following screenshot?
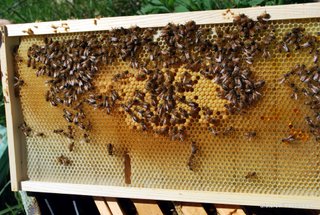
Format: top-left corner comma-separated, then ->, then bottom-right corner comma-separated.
15,17 -> 320,197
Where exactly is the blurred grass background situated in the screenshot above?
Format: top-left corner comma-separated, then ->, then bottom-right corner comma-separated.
0,0 -> 312,23
0,0 -> 314,214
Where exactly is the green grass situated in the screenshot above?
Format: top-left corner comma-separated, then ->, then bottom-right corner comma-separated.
0,0 -> 312,24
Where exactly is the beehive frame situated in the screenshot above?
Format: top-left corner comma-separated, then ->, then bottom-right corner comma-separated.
1,3 -> 320,209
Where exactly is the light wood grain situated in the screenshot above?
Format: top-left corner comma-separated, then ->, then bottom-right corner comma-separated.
215,204 -> 246,215
105,197 -> 124,215
4,3 -> 320,37
133,200 -> 163,215
180,203 -> 207,215
20,181 -> 320,209
1,27 -> 26,191
94,197 -> 112,215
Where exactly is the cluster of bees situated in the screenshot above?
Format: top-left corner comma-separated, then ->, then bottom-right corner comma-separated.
17,11 -> 319,170
278,27 -> 320,142
24,12 -> 274,144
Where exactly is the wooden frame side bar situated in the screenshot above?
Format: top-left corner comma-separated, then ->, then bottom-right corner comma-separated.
21,181 -> 320,210
4,2 -> 320,37
1,27 -> 25,190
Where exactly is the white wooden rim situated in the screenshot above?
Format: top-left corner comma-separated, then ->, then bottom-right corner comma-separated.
21,181 -> 320,209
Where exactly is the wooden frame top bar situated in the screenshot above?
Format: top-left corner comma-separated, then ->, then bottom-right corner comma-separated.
4,2 -> 320,37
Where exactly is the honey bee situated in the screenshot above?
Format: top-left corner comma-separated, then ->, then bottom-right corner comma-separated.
22,28 -> 34,35
223,126 -> 235,136
254,80 -> 265,89
155,126 -> 168,136
107,143 -> 113,156
63,109 -> 73,123
244,131 -> 257,139
305,116 -> 315,128
68,142 -> 75,152
187,141 -> 198,171
93,19 -> 97,25
190,141 -> 198,154
18,122 -> 32,137
51,24 -> 58,29
281,42 -> 289,52
136,73 -> 147,81
57,154 -> 72,166
111,90 -> 120,103
281,135 -> 296,143
112,70 -> 129,82
14,76 -> 24,97
34,132 -> 45,137
131,113 -> 140,123
82,133 -> 90,143
27,57 -> 32,67
49,99 -> 58,107
177,128 -> 186,141
140,121 -> 148,131
257,12 -> 271,22
31,59 -> 36,69
245,172 -> 257,179
314,50 -> 319,64
53,129 -> 64,134
134,90 -> 145,101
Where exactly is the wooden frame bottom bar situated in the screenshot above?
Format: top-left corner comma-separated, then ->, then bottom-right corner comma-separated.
21,181 -> 320,209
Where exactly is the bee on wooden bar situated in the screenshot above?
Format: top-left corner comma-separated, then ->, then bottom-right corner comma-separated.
51,24 -> 58,29
257,12 -> 271,22
245,172 -> 257,179
22,28 -> 34,35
